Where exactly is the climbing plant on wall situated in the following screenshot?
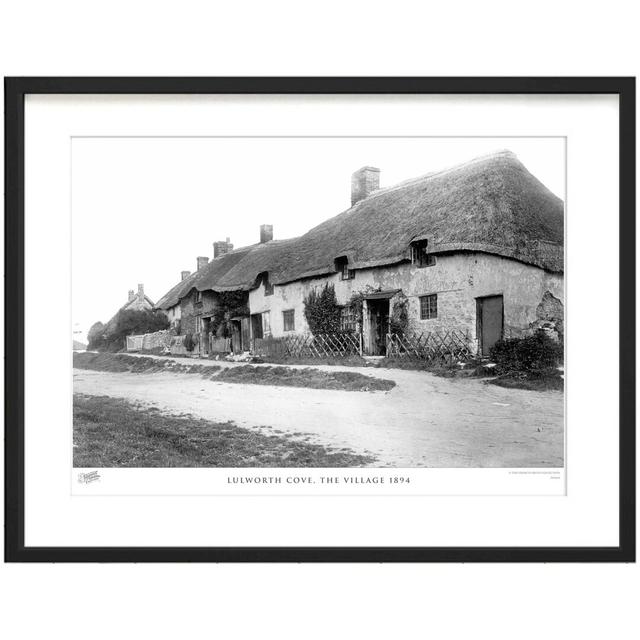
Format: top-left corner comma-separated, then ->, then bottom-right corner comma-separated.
303,283 -> 342,335
210,291 -> 249,338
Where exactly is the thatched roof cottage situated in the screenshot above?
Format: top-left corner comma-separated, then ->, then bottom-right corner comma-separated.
123,284 -> 155,312
155,150 -> 564,357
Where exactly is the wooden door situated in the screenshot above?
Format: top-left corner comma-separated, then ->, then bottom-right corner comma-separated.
231,321 -> 241,353
375,301 -> 389,355
477,295 -> 504,356
366,300 -> 389,355
240,317 -> 251,351
200,317 -> 211,356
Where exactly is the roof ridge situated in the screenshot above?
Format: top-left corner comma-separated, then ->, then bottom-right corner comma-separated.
155,149 -> 563,306
208,244 -> 255,261
354,149 -> 519,205
208,237 -> 299,261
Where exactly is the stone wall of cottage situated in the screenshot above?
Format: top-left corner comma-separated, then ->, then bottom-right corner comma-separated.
248,252 -> 564,347
179,289 -> 218,335
164,304 -> 181,327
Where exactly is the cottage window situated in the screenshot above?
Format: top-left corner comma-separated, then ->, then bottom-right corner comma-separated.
335,256 -> 355,280
195,291 -> 203,303
283,309 -> 295,332
419,294 -> 438,320
340,306 -> 357,332
262,311 -> 271,335
342,263 -> 355,280
411,240 -> 436,268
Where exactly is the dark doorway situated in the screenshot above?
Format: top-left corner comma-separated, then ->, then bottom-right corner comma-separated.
230,316 -> 251,353
250,313 -> 263,340
241,317 -> 251,350
477,295 -> 504,356
200,317 -> 211,356
231,320 -> 241,353
367,299 -> 390,355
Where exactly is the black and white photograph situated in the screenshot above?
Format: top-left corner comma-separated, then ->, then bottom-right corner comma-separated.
2,1 -> 638,636
72,137 -> 565,472
6,78 -> 632,566
2,0 -> 640,635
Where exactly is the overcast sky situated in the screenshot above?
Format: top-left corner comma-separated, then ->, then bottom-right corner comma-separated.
72,137 -> 565,342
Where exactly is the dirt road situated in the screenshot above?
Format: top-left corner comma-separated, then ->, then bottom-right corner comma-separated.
73,356 -> 563,467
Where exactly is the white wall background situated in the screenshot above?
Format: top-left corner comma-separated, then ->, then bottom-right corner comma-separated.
1,2 -> 638,640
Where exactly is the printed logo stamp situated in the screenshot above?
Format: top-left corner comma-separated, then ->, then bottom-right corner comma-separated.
77,470 -> 101,484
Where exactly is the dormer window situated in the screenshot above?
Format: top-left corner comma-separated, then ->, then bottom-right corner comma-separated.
411,240 -> 436,268
262,273 -> 274,296
335,256 -> 355,280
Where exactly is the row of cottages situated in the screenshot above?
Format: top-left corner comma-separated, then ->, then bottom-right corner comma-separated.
154,151 -> 564,358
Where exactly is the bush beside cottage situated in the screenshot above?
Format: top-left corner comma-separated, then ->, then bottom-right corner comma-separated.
488,330 -> 564,390
87,309 -> 169,352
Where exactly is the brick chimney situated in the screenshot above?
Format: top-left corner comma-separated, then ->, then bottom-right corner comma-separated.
351,166 -> 380,205
128,289 -> 135,302
181,270 -> 191,281
213,237 -> 234,258
197,256 -> 209,271
137,284 -> 145,300
260,224 -> 273,244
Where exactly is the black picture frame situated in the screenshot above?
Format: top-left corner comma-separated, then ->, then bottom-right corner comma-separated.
4,77 -> 635,563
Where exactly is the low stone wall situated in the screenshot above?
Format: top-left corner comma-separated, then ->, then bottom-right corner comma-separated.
126,330 -> 173,352
143,330 -> 173,350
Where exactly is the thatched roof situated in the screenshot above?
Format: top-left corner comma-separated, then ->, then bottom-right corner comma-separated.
156,150 -> 564,308
155,247 -> 253,309
123,294 -> 155,310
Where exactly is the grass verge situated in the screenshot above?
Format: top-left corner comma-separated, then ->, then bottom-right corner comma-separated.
74,393 -> 376,467
216,364 -> 395,392
73,351 -> 221,376
486,370 -> 564,391
74,352 -> 395,392
261,353 -> 479,374
260,354 -> 369,368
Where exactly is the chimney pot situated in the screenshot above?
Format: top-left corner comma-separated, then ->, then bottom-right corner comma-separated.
213,238 -> 234,259
128,289 -> 135,302
137,284 -> 144,299
260,224 -> 273,244
181,270 -> 191,281
197,256 -> 209,271
351,166 -> 380,206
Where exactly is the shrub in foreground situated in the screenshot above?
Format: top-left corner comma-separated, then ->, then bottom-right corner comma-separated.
490,330 -> 563,373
